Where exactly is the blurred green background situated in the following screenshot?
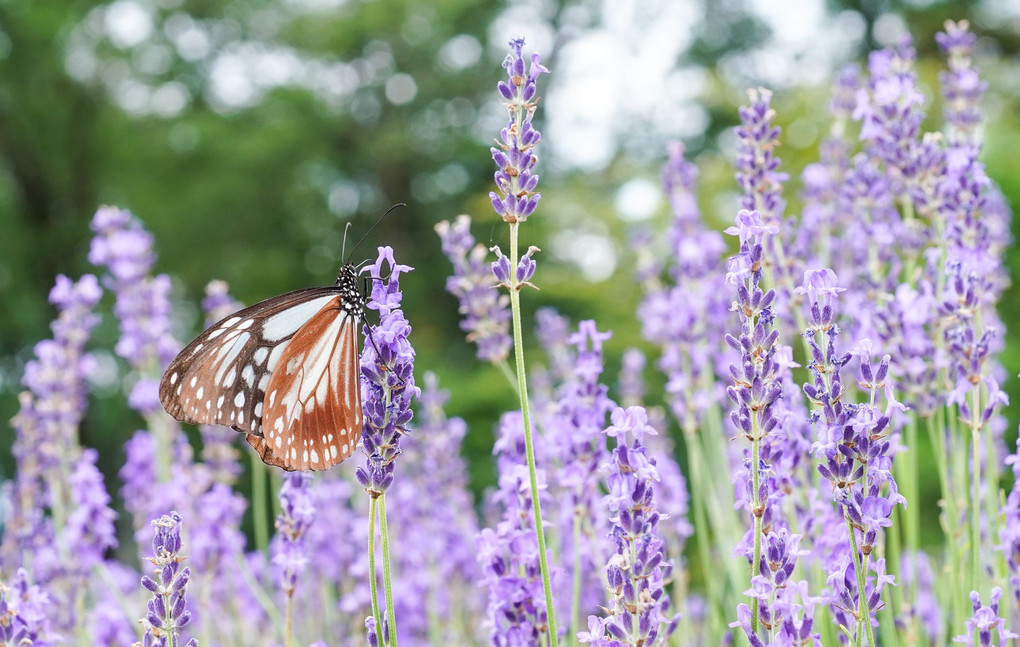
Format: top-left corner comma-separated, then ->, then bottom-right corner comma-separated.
1,0 -> 1018,511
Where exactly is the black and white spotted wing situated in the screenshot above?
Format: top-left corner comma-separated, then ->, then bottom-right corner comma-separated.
159,263 -> 367,471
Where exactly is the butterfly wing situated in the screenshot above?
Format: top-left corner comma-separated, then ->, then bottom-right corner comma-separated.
159,287 -> 342,437
252,296 -> 363,471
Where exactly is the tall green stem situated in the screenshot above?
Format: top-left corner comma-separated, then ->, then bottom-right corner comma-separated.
846,515 -> 876,647
251,454 -> 269,555
368,496 -> 383,642
284,592 -> 294,647
380,494 -> 399,647
750,413 -> 763,636
570,513 -> 582,647
508,220 -> 559,647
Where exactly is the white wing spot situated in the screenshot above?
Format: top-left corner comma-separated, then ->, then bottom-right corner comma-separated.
328,433 -> 334,442
258,374 -> 270,391
341,442 -> 348,455
237,412 -> 245,425
275,435 -> 282,448
290,448 -> 297,460
170,372 -> 178,385
310,449 -> 319,464
190,376 -> 198,387
330,445 -> 338,459
302,450 -> 309,462
205,400 -> 211,410
230,411 -> 236,420
242,365 -> 255,387
254,402 -> 263,418
234,392 -> 245,407
222,370 -> 236,388
254,347 -> 269,364
196,387 -> 204,399
268,390 -> 277,408
237,318 -> 254,330
217,395 -> 225,408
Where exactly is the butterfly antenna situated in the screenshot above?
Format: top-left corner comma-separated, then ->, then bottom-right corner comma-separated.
345,203 -> 406,263
341,221 -> 353,262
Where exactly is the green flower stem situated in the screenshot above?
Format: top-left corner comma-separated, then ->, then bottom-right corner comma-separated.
508,220 -> 559,647
750,412 -> 763,636
368,495 -> 383,643
571,512 -> 582,647
251,453 -> 269,555
284,590 -> 294,647
969,385 -> 981,591
845,514 -> 876,647
379,494 -> 399,647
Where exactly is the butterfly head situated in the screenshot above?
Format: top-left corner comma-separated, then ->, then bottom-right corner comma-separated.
334,262 -> 365,316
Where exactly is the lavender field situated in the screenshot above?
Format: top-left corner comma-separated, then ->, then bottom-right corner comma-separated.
2,18 -> 1018,647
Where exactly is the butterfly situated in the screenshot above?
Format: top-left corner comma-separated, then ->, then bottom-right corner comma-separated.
159,262 -> 366,472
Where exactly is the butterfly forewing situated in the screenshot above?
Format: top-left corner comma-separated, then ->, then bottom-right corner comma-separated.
159,287 -> 342,436
250,296 -> 362,471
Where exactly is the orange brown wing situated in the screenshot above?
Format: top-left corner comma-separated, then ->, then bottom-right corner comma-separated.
252,295 -> 363,471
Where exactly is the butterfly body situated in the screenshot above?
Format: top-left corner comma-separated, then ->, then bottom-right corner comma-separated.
159,263 -> 365,471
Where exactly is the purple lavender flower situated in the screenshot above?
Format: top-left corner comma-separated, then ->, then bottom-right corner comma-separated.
953,588 -> 1018,646
552,321 -> 616,624
490,38 -> 548,224
64,448 -> 118,571
583,406 -> 679,647
0,569 -> 56,646
89,206 -> 178,414
618,348 -> 646,408
937,20 -> 986,146
853,37 -> 925,183
638,142 -> 730,433
139,512 -> 197,647
356,247 -> 418,496
435,215 -> 512,362
386,372 -> 484,645
273,473 -> 315,597
2,273 -> 102,571
478,412 -> 559,647
735,88 -> 788,226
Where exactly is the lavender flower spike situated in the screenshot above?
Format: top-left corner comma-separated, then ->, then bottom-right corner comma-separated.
583,406 -> 679,647
490,38 -> 548,224
273,473 -> 316,596
435,215 -> 512,362
356,246 -> 418,496
137,512 -> 198,647
937,20 -> 986,146
952,588 -> 1018,646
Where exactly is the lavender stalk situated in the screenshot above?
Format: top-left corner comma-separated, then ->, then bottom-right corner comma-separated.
356,247 -> 418,647
489,36 -> 558,647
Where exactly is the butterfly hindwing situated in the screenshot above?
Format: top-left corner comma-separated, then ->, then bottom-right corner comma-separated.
158,287 -> 342,436
254,296 -> 363,471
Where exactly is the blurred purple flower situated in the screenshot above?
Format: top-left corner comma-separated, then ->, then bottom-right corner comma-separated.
435,215 -> 512,362
937,20 -> 986,146
2,274 -> 101,578
89,207 -> 179,394
273,473 -> 315,597
386,373 -> 484,645
478,412 -> 559,647
953,588 -> 1018,646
